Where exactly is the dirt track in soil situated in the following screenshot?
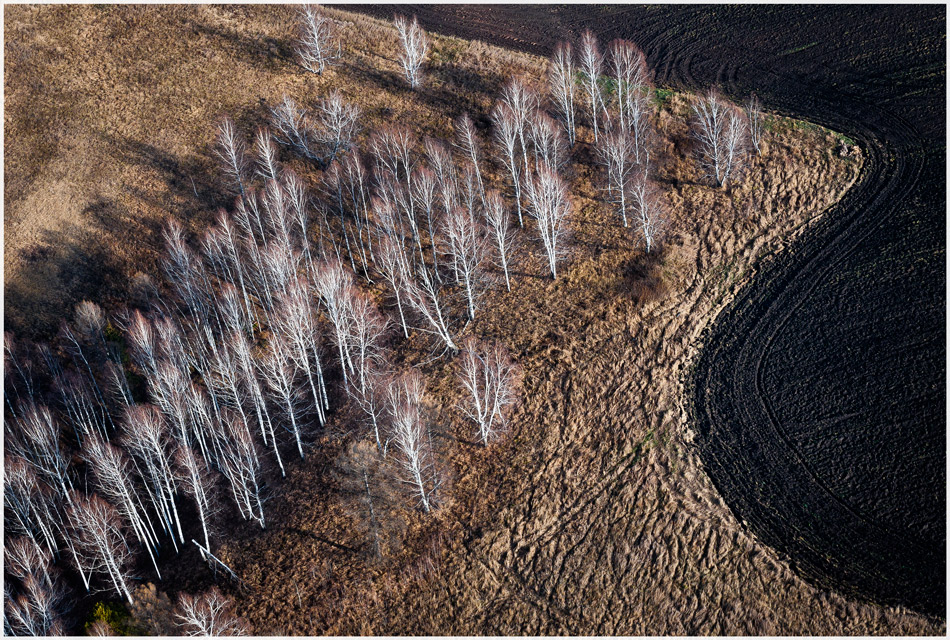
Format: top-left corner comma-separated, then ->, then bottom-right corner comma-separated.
348,3 -> 947,628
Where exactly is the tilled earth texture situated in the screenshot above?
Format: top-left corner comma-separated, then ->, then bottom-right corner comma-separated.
347,3 -> 947,630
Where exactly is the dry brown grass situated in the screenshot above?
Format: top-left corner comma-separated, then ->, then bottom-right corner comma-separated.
5,5 -> 942,635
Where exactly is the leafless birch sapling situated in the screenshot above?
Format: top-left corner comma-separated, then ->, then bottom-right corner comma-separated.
387,370 -> 437,511
258,334 -> 307,459
270,96 -> 318,161
215,116 -> 250,198
454,114 -> 487,204
67,492 -> 136,604
81,433 -> 163,578
548,41 -> 577,146
122,404 -> 185,548
175,445 -> 216,558
691,90 -> 750,188
579,30 -> 605,143
315,90 -> 360,165
597,128 -> 637,227
458,338 -> 521,445
176,587 -> 250,636
295,4 -> 339,76
525,166 -> 573,279
394,14 -> 429,89
629,169 -> 668,253
483,189 -> 515,291
442,206 -> 489,321
491,103 -> 525,227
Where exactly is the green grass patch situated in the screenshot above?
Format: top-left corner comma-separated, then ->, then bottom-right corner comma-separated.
780,41 -> 819,56
85,601 -> 141,636
653,87 -> 674,107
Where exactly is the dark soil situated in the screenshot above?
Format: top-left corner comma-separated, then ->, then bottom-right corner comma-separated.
349,3 -> 947,619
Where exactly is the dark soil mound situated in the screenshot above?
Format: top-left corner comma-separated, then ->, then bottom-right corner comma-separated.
350,4 -> 947,617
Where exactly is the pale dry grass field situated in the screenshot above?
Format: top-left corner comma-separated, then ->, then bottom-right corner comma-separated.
4,5 -> 942,635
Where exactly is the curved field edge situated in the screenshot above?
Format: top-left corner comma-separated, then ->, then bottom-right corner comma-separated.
3,5 -> 942,635
687,140 -> 944,616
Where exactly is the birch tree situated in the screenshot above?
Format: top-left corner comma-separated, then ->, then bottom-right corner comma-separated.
215,116 -> 250,198
272,279 -> 330,424
483,189 -> 515,292
7,402 -> 73,503
67,492 -> 136,604
295,4 -> 339,76
491,103 -> 525,227
315,90 -> 360,165
527,109 -> 567,172
214,410 -> 265,529
401,262 -> 458,351
4,554 -> 66,637
579,30 -> 605,143
597,128 -> 636,227
254,126 -> 281,183
258,333 -> 307,459
270,96 -> 319,161
691,90 -> 750,188
375,233 -> 413,338
122,404 -> 185,549
629,168 -> 668,253
394,14 -> 429,89
81,433 -> 163,578
411,166 -> 441,271
457,338 -> 521,445
525,166 -> 572,279
442,206 -> 488,321
342,288 -> 390,397
454,114 -> 486,205
175,445 -> 215,559
387,370 -> 437,512
4,457 -> 61,559
609,40 -> 650,133
312,258 -> 357,388
548,41 -> 577,146
176,587 -> 249,636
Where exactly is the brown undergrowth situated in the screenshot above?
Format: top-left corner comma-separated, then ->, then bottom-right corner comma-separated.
5,5 -> 941,635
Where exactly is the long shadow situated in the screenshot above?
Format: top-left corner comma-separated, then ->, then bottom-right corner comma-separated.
103,133 -> 229,227
190,18 -> 295,73
5,218 -> 126,340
